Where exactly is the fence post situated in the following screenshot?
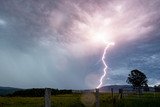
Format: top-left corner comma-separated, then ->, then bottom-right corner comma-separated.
95,88 -> 100,107
111,88 -> 113,99
45,88 -> 51,107
154,89 -> 156,98
119,89 -> 123,99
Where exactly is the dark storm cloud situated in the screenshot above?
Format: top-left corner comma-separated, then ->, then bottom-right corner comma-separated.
107,35 -> 160,86
0,0 -> 160,89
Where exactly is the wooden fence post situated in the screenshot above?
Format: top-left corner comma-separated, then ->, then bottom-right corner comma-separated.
119,89 -> 123,99
111,88 -> 113,99
95,88 -> 100,107
45,88 -> 51,107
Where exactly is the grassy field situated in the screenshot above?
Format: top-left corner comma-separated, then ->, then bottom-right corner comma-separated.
0,92 -> 160,107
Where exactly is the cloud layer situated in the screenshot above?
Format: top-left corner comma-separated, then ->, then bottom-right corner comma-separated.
0,0 -> 160,89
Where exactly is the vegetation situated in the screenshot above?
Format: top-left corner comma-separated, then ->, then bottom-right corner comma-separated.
0,93 -> 160,107
154,85 -> 160,92
0,87 -> 20,96
126,69 -> 148,93
7,88 -> 72,97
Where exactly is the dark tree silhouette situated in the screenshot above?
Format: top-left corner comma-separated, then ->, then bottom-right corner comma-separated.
154,85 -> 160,92
143,83 -> 149,92
126,69 -> 148,94
7,88 -> 72,97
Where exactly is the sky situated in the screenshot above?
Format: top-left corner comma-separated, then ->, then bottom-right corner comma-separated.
0,0 -> 160,89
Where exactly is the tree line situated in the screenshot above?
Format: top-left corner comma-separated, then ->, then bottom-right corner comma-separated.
154,85 -> 160,92
7,88 -> 72,97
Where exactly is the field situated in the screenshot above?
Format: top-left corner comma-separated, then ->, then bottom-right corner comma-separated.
0,92 -> 160,107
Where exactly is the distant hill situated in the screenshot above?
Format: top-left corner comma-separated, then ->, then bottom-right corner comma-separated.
80,85 -> 155,93
73,85 -> 134,93
99,85 -> 133,92
99,85 -> 155,92
0,86 -> 21,96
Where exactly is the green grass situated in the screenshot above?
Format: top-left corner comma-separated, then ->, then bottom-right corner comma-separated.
0,93 -> 160,107
0,97 -> 44,107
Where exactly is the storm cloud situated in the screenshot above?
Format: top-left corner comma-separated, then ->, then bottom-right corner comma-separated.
0,0 -> 160,89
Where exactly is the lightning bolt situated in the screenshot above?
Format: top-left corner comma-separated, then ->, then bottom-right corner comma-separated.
97,42 -> 114,89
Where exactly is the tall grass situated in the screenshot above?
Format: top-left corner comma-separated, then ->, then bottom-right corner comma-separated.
0,92 -> 160,107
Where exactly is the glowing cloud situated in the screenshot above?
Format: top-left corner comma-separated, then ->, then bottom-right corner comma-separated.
48,0 -> 157,88
49,1 -> 155,45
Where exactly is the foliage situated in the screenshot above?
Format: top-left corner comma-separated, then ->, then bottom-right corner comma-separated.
0,87 -> 20,96
126,69 -> 148,91
154,85 -> 160,92
143,83 -> 149,92
7,88 -> 72,97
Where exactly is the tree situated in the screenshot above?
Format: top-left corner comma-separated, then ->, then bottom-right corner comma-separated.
143,83 -> 149,92
126,69 -> 148,94
154,85 -> 160,92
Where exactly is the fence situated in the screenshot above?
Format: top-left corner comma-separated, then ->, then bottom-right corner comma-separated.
0,88 -> 159,107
